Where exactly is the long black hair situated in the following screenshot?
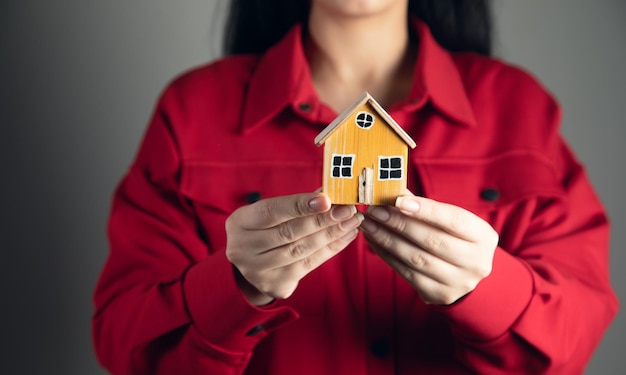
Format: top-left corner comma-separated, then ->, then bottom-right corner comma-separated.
223,0 -> 492,56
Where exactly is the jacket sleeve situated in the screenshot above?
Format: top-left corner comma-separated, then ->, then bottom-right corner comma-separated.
435,80 -> 618,373
92,88 -> 297,375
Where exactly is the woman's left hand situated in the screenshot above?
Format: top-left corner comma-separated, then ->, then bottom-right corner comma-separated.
360,193 -> 499,305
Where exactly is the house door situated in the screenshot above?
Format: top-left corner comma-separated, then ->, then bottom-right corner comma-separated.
358,167 -> 374,204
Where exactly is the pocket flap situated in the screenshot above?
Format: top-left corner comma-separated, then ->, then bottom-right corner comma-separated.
180,161 -> 323,213
414,151 -> 566,211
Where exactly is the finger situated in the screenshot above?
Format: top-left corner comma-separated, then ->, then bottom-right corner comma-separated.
265,205 -> 358,249
361,217 -> 461,276
367,240 -> 454,305
365,206 -> 468,264
234,192 -> 332,230
233,204 -> 358,254
250,226 -> 359,300
394,195 -> 489,242
259,213 -> 364,269
275,226 -> 359,285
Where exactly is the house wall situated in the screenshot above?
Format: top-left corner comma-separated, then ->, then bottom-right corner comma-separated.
323,102 -> 409,205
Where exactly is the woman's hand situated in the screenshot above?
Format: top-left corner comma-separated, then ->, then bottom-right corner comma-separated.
226,192 -> 363,306
360,193 -> 498,305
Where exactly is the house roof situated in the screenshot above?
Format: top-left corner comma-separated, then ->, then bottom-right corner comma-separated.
314,92 -> 417,149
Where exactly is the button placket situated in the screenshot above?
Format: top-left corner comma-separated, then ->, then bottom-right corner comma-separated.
364,246 -> 395,371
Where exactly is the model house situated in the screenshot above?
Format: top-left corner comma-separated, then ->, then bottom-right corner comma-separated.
315,92 -> 417,205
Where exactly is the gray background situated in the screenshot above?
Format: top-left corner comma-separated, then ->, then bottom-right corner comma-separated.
1,1 -> 624,374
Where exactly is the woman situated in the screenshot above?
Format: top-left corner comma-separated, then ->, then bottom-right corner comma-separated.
93,0 -> 618,373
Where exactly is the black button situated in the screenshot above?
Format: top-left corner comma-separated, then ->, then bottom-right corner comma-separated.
370,339 -> 390,357
246,325 -> 265,336
298,102 -> 312,112
246,191 -> 262,204
480,188 -> 500,202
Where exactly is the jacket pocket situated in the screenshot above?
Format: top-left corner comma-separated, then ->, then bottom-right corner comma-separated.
179,160 -> 323,252
180,161 -> 324,213
413,151 -> 567,215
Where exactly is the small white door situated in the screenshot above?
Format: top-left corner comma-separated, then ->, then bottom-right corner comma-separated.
358,167 -> 374,204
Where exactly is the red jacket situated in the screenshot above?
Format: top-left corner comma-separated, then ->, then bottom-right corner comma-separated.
93,21 -> 618,374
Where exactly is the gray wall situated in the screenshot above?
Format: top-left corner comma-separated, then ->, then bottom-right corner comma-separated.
1,1 -> 623,374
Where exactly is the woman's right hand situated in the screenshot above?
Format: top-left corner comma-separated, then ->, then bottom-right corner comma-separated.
225,192 -> 363,306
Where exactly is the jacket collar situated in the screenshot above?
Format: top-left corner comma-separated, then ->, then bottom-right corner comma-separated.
240,24 -> 322,135
408,19 -> 477,128
240,19 -> 476,134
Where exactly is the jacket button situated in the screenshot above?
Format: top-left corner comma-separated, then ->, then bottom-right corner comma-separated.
246,325 -> 265,336
370,339 -> 390,357
246,191 -> 262,204
298,102 -> 312,112
480,188 -> 500,202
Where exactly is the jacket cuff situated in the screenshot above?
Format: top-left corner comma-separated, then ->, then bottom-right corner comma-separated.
435,248 -> 533,341
182,250 -> 299,352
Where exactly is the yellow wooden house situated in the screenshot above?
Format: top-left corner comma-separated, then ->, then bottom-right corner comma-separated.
315,92 -> 417,205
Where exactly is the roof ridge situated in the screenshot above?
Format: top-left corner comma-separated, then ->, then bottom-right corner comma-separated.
314,92 -> 416,149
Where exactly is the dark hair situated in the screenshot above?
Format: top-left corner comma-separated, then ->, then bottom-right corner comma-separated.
223,0 -> 491,56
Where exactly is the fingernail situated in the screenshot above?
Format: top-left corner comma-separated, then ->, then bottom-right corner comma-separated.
339,212 -> 365,231
308,195 -> 328,212
331,205 -> 357,221
397,197 -> 420,213
360,219 -> 378,233
368,207 -> 390,222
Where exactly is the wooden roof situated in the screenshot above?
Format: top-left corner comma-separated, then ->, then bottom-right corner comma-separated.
314,92 -> 417,149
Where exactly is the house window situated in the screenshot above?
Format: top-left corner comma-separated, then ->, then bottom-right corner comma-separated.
331,154 -> 355,178
355,111 -> 374,129
378,156 -> 403,180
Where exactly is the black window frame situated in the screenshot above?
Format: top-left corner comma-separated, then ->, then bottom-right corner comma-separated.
331,153 -> 355,179
355,111 -> 375,129
378,156 -> 404,180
